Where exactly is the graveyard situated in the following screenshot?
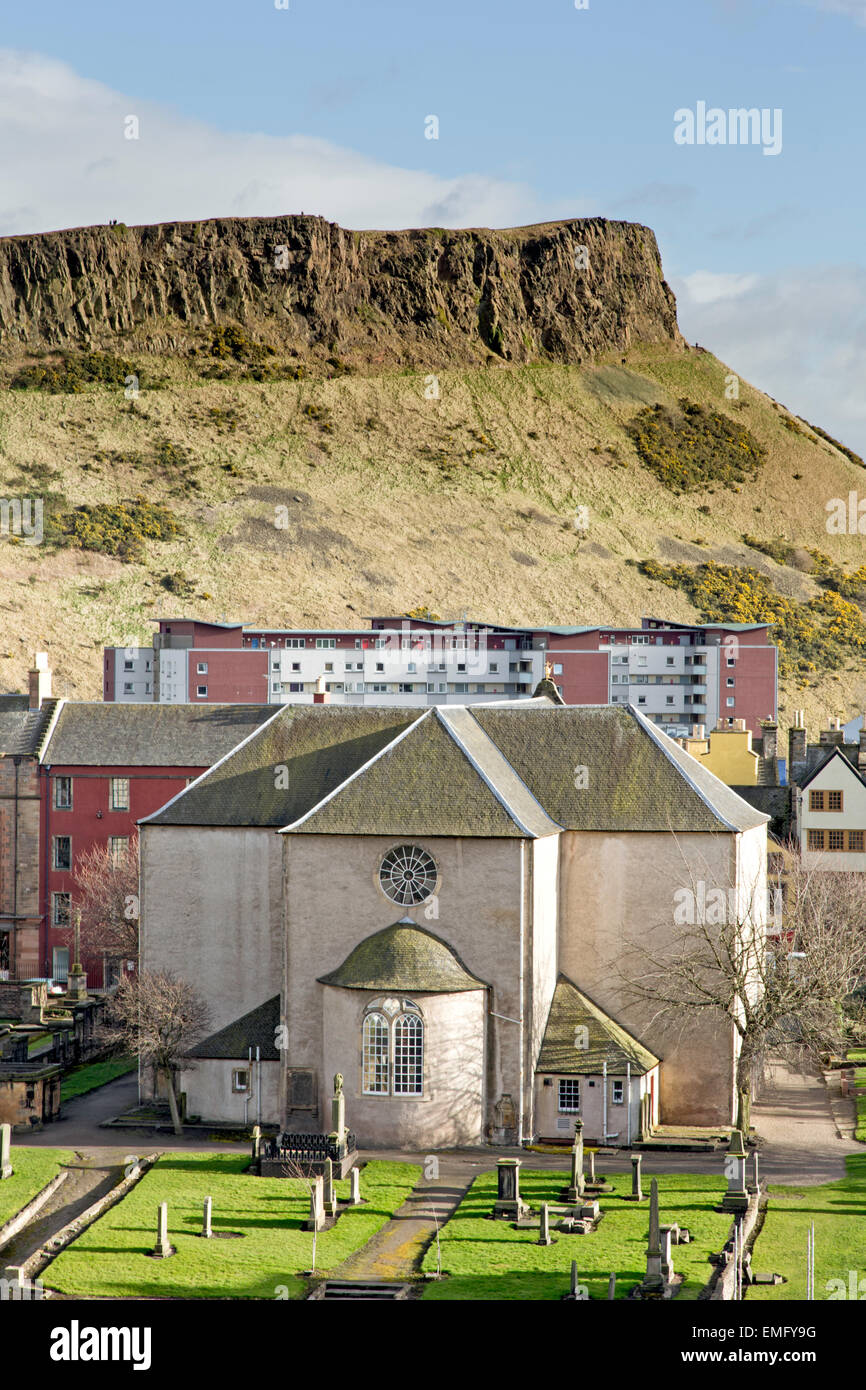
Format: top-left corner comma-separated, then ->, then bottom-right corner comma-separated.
0,1146 -> 72,1228
747,1153 -> 866,1301
42,1153 -> 420,1299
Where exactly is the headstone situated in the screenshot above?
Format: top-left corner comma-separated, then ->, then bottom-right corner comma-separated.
607,1271 -> 616,1300
305,1175 -> 325,1231
639,1179 -> 664,1294
151,1201 -> 174,1258
747,1151 -> 760,1194
721,1129 -> 749,1213
566,1260 -> 587,1300
201,1196 -> 213,1239
563,1119 -> 586,1202
251,1124 -> 262,1163
349,1167 -> 361,1206
322,1157 -> 337,1216
0,1124 -> 12,1179
659,1224 -> 675,1283
331,1073 -> 346,1142
538,1202 -> 553,1246
626,1151 -> 645,1201
587,1151 -> 596,1184
493,1158 -> 529,1219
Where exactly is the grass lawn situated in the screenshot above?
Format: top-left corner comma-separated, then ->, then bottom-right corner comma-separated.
749,1153 -> 866,1301
0,1148 -> 74,1228
60,1055 -> 136,1103
421,1168 -> 731,1300
46,1154 -> 420,1299
847,1050 -> 866,1143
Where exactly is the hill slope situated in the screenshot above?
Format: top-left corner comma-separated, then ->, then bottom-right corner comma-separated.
0,214 -> 863,735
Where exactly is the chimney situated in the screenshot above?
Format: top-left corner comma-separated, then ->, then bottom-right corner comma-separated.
819,715 -> 845,747
760,719 -> 778,762
691,724 -> 706,739
28,652 -> 52,710
733,718 -> 747,733
788,711 -> 807,770
312,674 -> 330,705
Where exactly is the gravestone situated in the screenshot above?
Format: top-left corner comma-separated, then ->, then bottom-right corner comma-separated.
659,1224 -> 675,1284
562,1119 -> 586,1202
151,1202 -> 175,1258
537,1202 -> 553,1247
322,1157 -> 337,1217
251,1125 -> 262,1163
304,1175 -> 326,1231
563,1260 -> 587,1301
639,1179 -> 664,1294
721,1129 -> 749,1214
349,1167 -> 362,1206
747,1151 -> 760,1195
331,1074 -> 346,1143
0,1124 -> 12,1179
587,1151 -> 596,1184
493,1158 -> 529,1220
625,1152 -> 645,1201
607,1271 -> 617,1300
201,1196 -> 213,1239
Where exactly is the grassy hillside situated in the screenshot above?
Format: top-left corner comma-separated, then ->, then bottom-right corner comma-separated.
1,339 -> 864,736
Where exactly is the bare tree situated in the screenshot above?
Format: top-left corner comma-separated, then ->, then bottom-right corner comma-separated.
620,839 -> 866,1133
69,831 -> 140,972
101,970 -> 211,1134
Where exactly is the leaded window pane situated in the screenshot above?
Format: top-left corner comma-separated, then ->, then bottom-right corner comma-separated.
393,1014 -> 423,1095
362,1013 -> 389,1094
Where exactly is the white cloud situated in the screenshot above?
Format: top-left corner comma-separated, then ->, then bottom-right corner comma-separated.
0,49 -> 548,236
673,266 -> 866,456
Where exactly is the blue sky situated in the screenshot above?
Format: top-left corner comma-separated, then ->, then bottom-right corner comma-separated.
2,0 -> 864,449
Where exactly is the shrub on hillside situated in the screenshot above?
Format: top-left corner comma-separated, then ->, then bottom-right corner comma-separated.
58,497 -> 183,563
9,351 -> 141,394
627,398 -> 766,493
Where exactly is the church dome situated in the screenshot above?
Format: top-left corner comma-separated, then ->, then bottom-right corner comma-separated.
318,919 -> 486,993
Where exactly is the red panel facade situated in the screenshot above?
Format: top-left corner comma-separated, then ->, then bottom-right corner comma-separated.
186,650 -> 269,703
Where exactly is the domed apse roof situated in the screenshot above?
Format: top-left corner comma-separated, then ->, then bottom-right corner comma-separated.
318,920 -> 486,993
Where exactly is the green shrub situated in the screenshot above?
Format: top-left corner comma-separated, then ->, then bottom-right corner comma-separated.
9,351 -> 141,394
58,496 -> 183,563
742,535 -> 795,566
627,398 -> 766,493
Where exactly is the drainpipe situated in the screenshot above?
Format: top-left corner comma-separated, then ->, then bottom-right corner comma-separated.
626,1061 -> 632,1146
602,1059 -> 608,1142
517,842 -> 526,1145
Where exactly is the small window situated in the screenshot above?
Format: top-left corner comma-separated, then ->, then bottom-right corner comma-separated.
847,830 -> 864,852
287,638 -> 306,649
110,777 -> 130,811
612,1080 -> 624,1105
553,663 -> 563,675
197,685 -> 208,697
197,662 -> 208,674
637,695 -> 646,705
828,790 -> 843,812
52,892 -> 71,926
124,659 -> 135,671
558,1079 -> 580,1114
828,829 -> 845,851
810,790 -> 825,812
232,1069 -> 250,1093
289,682 -> 303,692
376,662 -> 384,672
315,638 -> 336,649
53,836 -> 71,871
726,678 -> 735,687
807,829 -> 825,851
109,836 -> 129,867
727,656 -> 736,666
489,663 -> 498,673
666,657 -> 674,666
123,682 -> 134,694
726,697 -> 735,707
292,662 -> 300,671
54,777 -> 73,810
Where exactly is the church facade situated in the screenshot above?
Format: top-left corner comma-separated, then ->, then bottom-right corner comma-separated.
139,698 -> 768,1147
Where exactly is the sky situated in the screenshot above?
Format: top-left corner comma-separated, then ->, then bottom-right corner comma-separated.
1,0 -> 864,451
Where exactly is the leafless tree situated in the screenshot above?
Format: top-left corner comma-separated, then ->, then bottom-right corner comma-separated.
620,838 -> 866,1132
101,970 -> 211,1134
69,831 -> 140,972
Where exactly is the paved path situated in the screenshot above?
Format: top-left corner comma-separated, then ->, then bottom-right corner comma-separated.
330,1158 -> 473,1282
749,1058 -> 854,1185
0,1150 -> 126,1272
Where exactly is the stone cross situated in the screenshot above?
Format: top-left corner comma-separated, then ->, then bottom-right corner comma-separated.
640,1179 -> 664,1293
630,1152 -> 644,1201
201,1195 -> 213,1239
538,1202 -> 552,1246
349,1167 -> 361,1206
152,1201 -> 174,1258
323,1157 -> 337,1216
0,1124 -> 12,1179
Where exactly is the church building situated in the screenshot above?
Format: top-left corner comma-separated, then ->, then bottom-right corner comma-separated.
139,697 -> 768,1147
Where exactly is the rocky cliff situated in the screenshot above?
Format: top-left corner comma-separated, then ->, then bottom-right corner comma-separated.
0,215 -> 684,367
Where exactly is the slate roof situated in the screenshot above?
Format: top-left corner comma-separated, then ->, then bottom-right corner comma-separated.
0,695 -> 60,757
145,699 -> 767,836
185,995 -> 281,1060
318,921 -> 486,993
536,976 -> 659,1076
470,704 -> 768,832
43,702 -> 275,767
143,705 -> 421,826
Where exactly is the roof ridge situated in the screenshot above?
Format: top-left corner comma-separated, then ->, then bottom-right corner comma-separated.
435,706 -> 562,837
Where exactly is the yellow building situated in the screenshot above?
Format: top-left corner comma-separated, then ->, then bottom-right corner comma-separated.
679,719 -> 760,787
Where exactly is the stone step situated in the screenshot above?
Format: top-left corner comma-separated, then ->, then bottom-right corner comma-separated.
311,1280 -> 410,1300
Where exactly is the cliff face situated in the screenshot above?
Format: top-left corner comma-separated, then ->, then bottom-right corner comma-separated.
0,215 -> 684,367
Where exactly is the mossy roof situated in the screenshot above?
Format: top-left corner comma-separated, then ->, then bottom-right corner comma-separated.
536,976 -> 659,1076
318,921 -> 486,992
185,995 -> 281,1060
44,701 -> 274,766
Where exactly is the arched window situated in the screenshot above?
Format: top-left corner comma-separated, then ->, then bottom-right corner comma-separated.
362,1012 -> 389,1095
362,999 -> 424,1097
